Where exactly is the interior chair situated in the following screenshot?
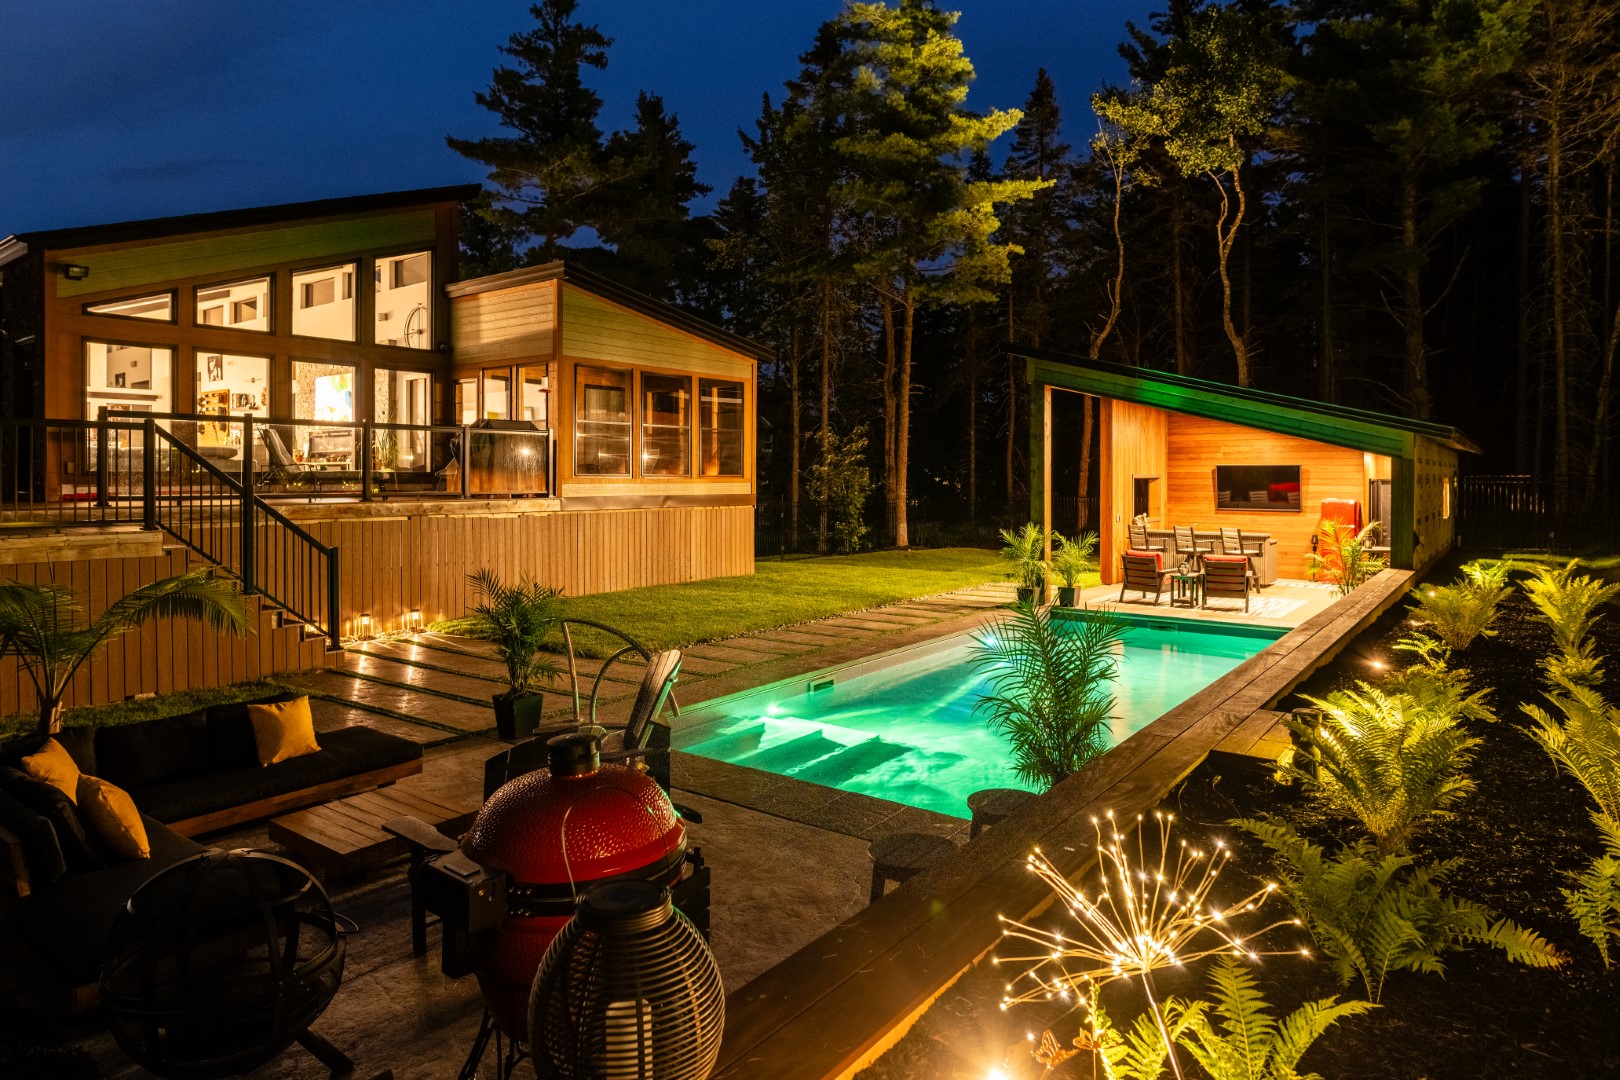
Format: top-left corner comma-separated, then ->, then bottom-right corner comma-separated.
1119,551 -> 1173,605
1201,554 -> 1253,612
258,426 -> 364,492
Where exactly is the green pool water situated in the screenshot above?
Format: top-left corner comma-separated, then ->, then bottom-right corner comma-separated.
676,616 -> 1282,819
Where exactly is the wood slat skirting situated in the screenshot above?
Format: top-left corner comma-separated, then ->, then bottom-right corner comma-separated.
712,570 -> 1412,1080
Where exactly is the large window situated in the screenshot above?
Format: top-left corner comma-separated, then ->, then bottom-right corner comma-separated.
640,374 -> 691,476
288,361 -> 357,469
374,368 -> 431,470
195,351 -> 269,454
482,369 -> 511,420
699,379 -> 744,477
374,251 -> 432,349
85,292 -> 174,322
520,365 -> 549,427
456,378 -> 477,425
85,341 -> 173,418
574,366 -> 630,476
196,276 -> 270,332
292,263 -> 356,341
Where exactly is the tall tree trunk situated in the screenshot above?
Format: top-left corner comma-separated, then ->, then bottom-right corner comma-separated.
1005,286 -> 1017,516
1399,170 -> 1431,418
1091,152 -> 1128,361
1517,177 -> 1533,471
880,291 -> 898,543
818,283 -> 832,553
895,278 -> 914,549
1077,396 -> 1094,530
967,305 -> 979,528
1319,180 -> 1337,403
1210,169 -> 1250,387
789,326 -> 801,548
1548,112 -> 1570,516
1172,189 -> 1190,375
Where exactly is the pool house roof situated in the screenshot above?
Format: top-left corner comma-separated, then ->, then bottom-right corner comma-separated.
1015,347 -> 1480,458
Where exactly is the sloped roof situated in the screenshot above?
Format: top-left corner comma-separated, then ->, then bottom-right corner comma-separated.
0,184 -> 481,266
1015,346 -> 1479,456
446,261 -> 771,362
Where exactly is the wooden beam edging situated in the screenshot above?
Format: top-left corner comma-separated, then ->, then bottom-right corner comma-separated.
712,570 -> 1414,1080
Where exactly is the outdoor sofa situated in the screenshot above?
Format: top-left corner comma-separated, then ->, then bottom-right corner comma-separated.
0,693 -> 422,1009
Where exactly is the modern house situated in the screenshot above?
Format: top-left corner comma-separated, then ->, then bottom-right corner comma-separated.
0,188 -> 763,715
1018,349 -> 1478,583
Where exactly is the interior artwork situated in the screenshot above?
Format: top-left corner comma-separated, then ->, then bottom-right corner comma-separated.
1214,464 -> 1303,511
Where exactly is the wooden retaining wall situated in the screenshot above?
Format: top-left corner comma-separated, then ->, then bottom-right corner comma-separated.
712,569 -> 1413,1080
0,545 -> 330,721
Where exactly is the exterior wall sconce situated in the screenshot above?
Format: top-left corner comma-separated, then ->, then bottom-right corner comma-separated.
62,264 -> 90,280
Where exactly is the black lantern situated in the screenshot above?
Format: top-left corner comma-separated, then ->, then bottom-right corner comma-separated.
528,879 -> 724,1080
100,850 -> 349,1079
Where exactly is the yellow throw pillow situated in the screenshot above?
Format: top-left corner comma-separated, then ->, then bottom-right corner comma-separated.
248,697 -> 320,766
77,774 -> 150,860
22,737 -> 82,802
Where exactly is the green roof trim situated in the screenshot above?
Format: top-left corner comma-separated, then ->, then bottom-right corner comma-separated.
1015,347 -> 1480,457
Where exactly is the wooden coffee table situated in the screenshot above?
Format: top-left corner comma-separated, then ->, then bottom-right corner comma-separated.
269,787 -> 479,879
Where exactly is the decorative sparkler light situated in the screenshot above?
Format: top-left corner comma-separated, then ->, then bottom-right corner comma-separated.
994,810 -> 1309,1079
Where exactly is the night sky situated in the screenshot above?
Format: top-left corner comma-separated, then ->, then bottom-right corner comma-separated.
1,1 -> 1156,235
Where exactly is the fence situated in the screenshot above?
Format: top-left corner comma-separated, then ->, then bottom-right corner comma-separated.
1457,475 -> 1620,550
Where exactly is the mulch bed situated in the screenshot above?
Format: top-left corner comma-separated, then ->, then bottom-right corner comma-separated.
860,566 -> 1620,1078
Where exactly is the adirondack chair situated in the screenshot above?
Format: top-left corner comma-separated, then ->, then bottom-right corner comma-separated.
1119,551 -> 1173,605
1202,553 -> 1253,612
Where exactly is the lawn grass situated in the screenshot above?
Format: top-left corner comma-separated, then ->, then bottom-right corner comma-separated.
0,678 -> 291,745
1502,551 -> 1620,572
433,546 -> 1056,656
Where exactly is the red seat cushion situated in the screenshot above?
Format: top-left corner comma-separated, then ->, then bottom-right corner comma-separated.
1202,553 -> 1248,566
1123,550 -> 1163,570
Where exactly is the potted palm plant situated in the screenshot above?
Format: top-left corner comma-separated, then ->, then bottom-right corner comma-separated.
968,604 -> 1126,790
1306,521 -> 1388,596
465,569 -> 563,741
1050,531 -> 1099,607
0,568 -> 250,740
999,522 -> 1052,605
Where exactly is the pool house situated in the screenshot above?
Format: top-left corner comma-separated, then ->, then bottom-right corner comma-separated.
0,188 -> 762,715
1018,348 -> 1480,583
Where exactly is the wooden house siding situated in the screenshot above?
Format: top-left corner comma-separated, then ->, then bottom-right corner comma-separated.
1165,413 -> 1370,580
1098,399 -> 1169,582
52,211 -> 438,300
1412,436 -> 1458,572
449,279 -> 557,367
0,546 -> 331,721
560,286 -> 755,379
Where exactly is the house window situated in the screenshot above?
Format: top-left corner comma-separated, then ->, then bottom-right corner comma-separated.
374,368 -> 431,470
698,379 -> 744,477
289,360 -> 357,468
85,341 -> 174,418
574,366 -> 630,476
1443,476 -> 1453,520
456,378 -> 477,425
640,374 -> 692,477
195,276 -> 270,332
520,365 -> 549,427
292,263 -> 356,341
195,351 -> 269,449
482,369 -> 512,420
85,292 -> 174,322
375,251 -> 432,349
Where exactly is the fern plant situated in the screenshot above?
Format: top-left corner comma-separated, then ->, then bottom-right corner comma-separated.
1522,560 -> 1619,689
1525,684 -> 1620,965
1237,819 -> 1564,1001
1383,636 -> 1496,725
1406,578 -> 1509,653
969,604 -> 1124,789
1305,521 -> 1387,596
1282,687 -> 1479,855
1459,558 -> 1512,591
1169,955 -> 1374,1080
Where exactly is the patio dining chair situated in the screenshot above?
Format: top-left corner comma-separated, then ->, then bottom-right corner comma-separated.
1172,525 -> 1213,568
1119,551 -> 1173,605
1128,522 -> 1168,555
1219,527 -> 1265,586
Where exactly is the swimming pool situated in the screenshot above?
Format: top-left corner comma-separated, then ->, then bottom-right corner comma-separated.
675,614 -> 1284,819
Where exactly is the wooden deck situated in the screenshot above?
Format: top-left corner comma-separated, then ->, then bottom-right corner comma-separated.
711,569 -> 1413,1080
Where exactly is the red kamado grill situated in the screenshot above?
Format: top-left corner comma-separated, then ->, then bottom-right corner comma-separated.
457,733 -> 709,1043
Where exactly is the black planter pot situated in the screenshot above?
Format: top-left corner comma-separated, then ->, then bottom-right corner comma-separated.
1015,586 -> 1036,605
1056,586 -> 1077,607
493,690 -> 546,742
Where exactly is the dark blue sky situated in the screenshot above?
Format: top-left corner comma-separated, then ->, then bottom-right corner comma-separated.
0,1 -> 1156,235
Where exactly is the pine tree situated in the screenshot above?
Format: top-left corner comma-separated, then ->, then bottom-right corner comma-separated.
446,0 -> 613,261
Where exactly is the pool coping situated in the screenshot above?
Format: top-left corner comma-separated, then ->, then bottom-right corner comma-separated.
710,568 -> 1416,1080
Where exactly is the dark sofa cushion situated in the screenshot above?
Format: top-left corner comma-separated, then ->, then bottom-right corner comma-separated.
0,767 -> 102,872
94,710 -> 212,790
0,782 -> 66,887
20,816 -> 205,985
205,695 -> 299,771
129,725 -> 422,825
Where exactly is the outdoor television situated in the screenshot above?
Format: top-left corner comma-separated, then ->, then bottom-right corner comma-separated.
1214,464 -> 1302,512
